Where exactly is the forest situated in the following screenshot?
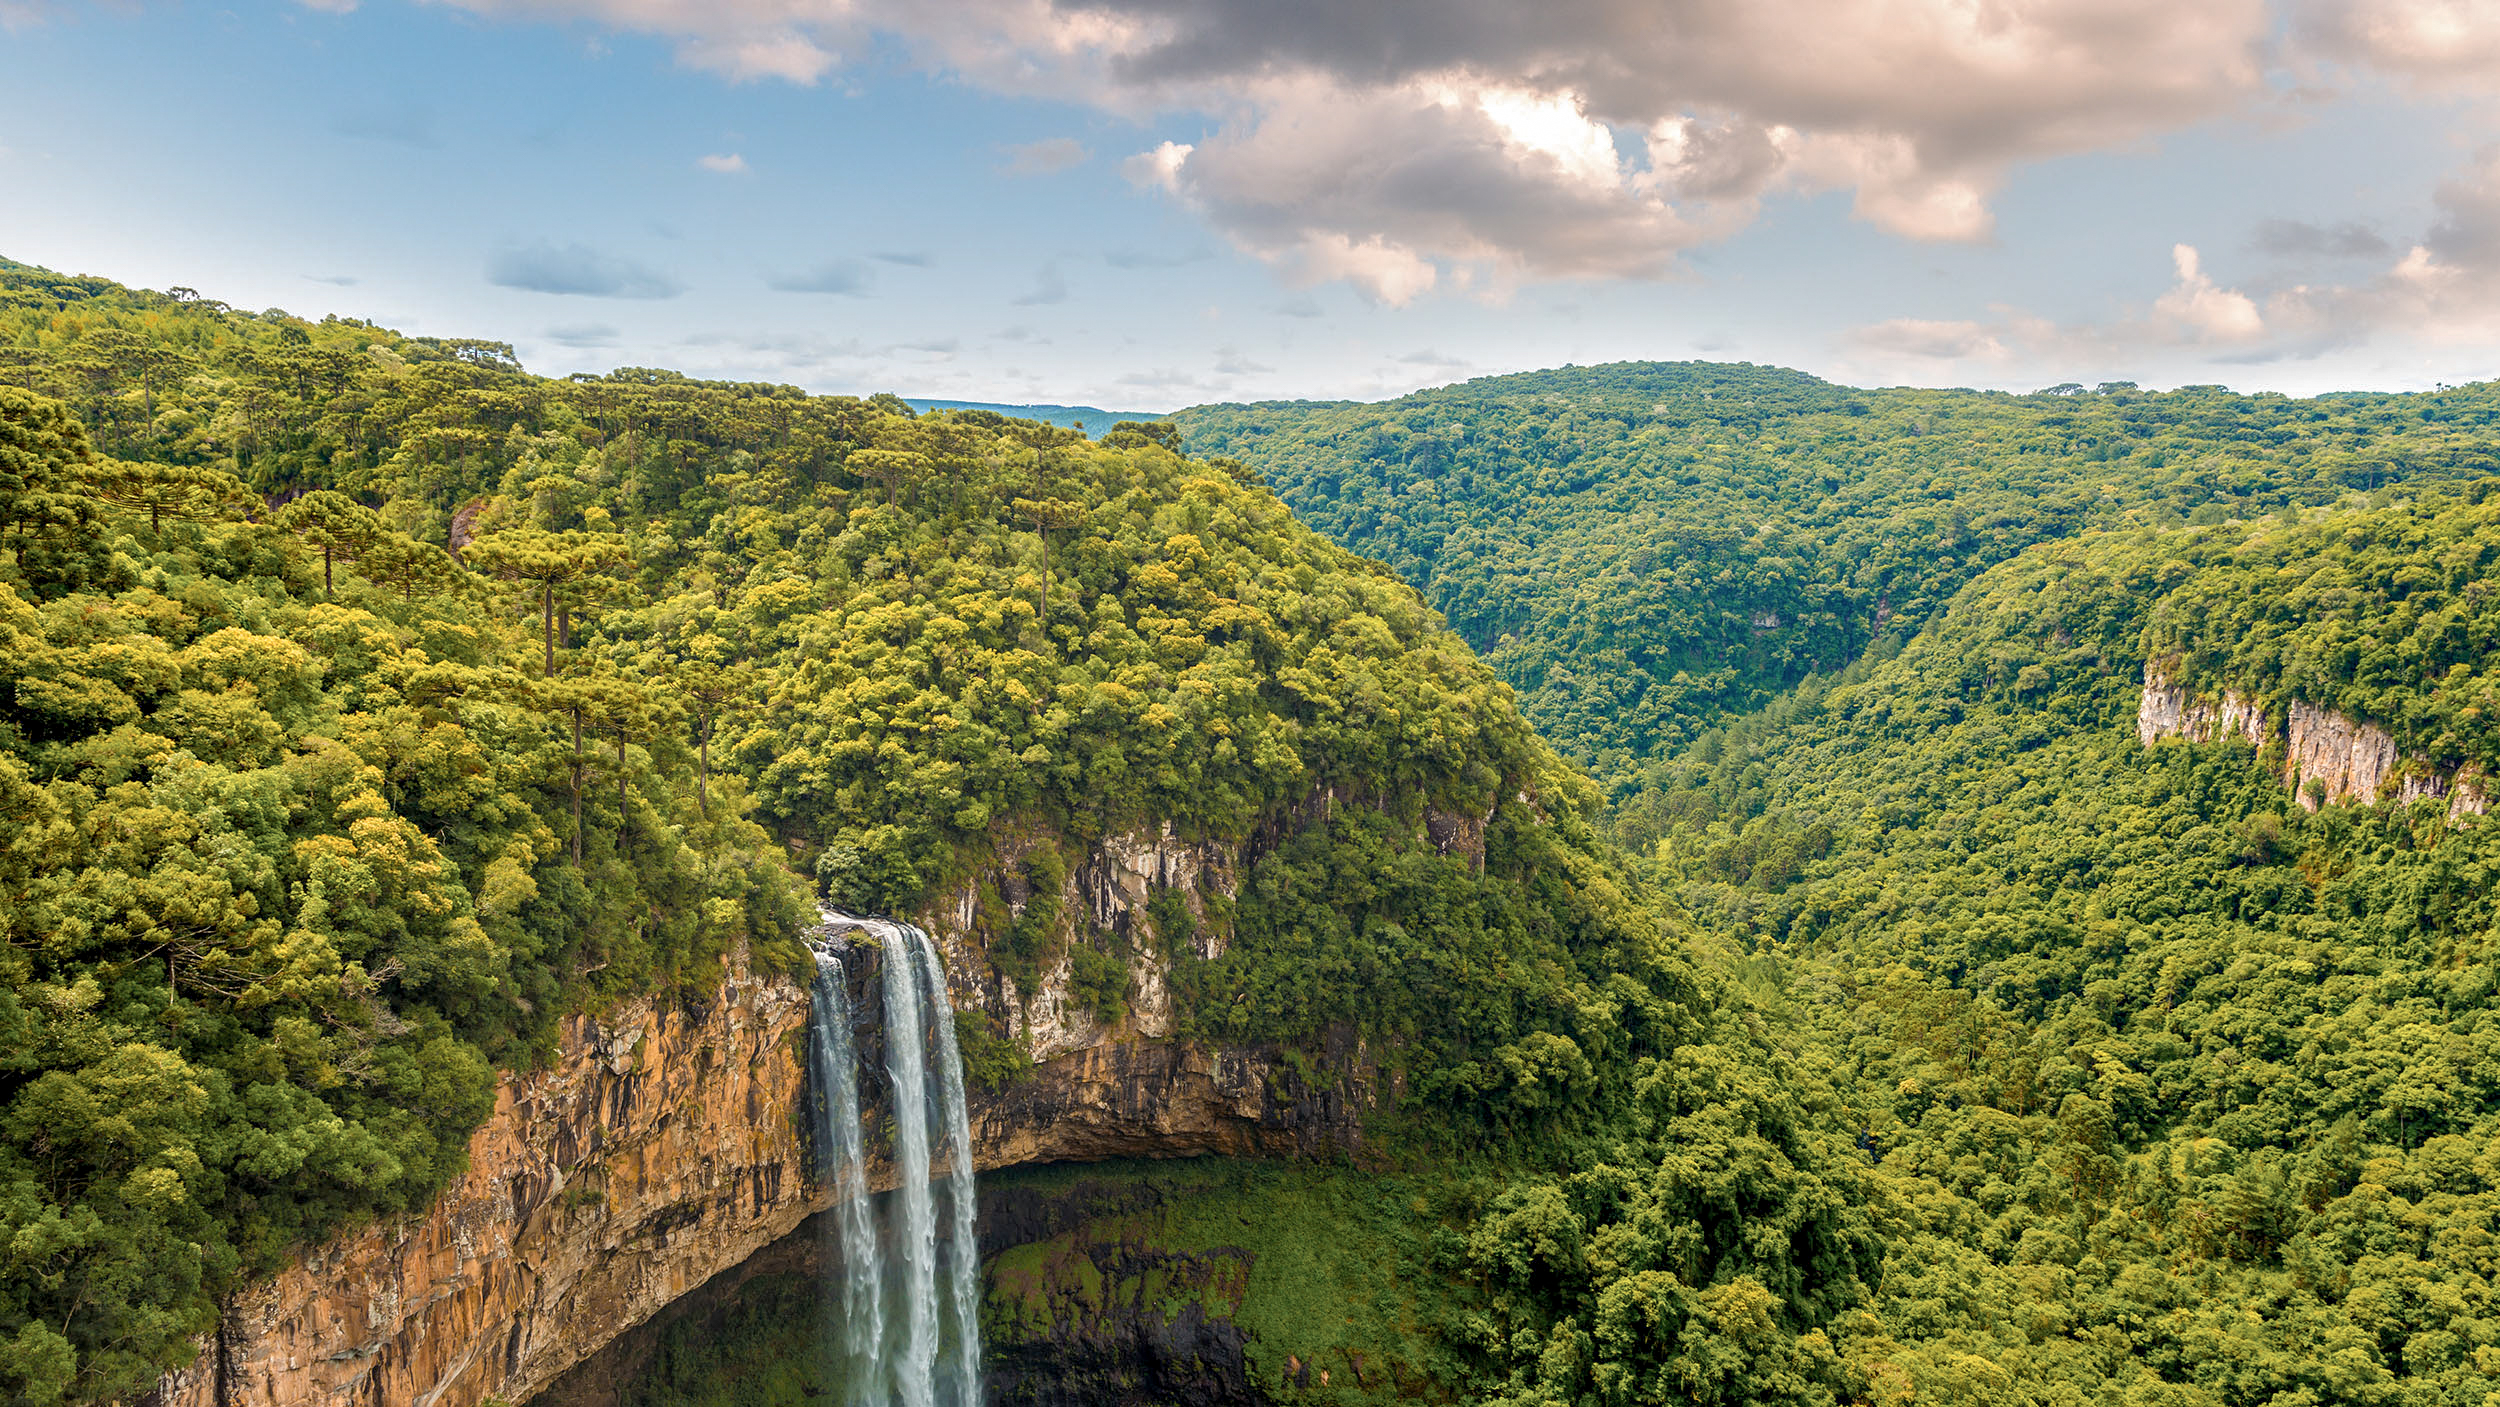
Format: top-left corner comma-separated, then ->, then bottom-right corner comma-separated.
1177,364 -> 2500,792
0,262 -> 1868,1406
12,253 -> 2500,1407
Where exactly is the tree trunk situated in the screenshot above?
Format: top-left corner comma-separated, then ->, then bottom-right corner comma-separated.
570,705 -> 584,865
698,721 -> 711,818
542,582 -> 556,678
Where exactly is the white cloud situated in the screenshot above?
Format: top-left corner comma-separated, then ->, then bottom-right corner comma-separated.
2297,0 -> 2500,87
1847,318 -> 2011,361
1843,150 -> 2500,375
387,0 -> 2500,303
2154,244 -> 2267,342
697,152 -> 749,173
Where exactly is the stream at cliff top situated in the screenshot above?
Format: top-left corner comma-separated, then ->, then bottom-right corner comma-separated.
807,914 -> 981,1407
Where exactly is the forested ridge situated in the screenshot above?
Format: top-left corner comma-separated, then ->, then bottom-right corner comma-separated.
19,253 -> 2500,1407
1175,363 -> 2500,790
0,263 -> 1874,1407
1605,488 -> 2500,1407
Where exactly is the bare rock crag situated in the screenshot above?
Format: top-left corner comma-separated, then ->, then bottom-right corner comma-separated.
151,824 -> 1373,1407
2137,660 -> 2488,818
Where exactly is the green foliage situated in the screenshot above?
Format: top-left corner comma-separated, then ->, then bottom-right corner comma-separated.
5,264 -> 1889,1406
1178,363 -> 2500,788
0,319 -> 811,1400
1628,486 -> 2500,1406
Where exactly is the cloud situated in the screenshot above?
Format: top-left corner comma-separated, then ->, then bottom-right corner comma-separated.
1214,346 -> 1273,375
2251,217 -> 2392,259
546,322 -> 622,347
873,250 -> 932,266
1847,317 -> 2011,361
488,243 -> 683,298
2154,244 -> 2267,342
1012,262 -> 1069,305
697,152 -> 748,173
1274,293 -> 1325,318
768,259 -> 875,295
1001,137 -> 1090,175
1105,246 -> 1211,268
390,0 -> 2500,301
2294,0 -> 2500,89
303,274 -> 361,287
1844,150 -> 2500,373
1397,349 -> 1471,369
330,104 -> 436,147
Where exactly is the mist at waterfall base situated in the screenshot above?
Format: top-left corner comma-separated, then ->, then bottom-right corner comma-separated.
805,915 -> 983,1407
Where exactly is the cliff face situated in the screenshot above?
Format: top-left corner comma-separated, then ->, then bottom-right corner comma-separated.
2137,661 -> 2489,818
152,825 -> 1376,1407
151,944 -> 817,1407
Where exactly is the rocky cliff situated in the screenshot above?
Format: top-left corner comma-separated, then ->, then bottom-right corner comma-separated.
150,825 -> 1376,1407
2137,660 -> 2488,818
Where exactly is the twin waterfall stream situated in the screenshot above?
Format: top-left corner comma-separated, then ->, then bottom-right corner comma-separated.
804,915 -> 983,1407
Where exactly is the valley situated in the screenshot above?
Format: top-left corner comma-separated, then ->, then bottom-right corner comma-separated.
6,261 -> 2500,1407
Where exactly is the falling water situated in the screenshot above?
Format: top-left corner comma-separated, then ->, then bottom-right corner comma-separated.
918,934 -> 984,1407
805,946 -> 885,1405
809,913 -> 982,1407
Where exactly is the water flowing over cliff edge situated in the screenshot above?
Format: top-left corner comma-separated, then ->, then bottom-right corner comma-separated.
148,826 -> 1379,1407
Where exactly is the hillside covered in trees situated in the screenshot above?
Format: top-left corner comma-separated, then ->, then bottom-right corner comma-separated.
1625,488 -> 2500,1407
18,254 -> 2500,1407
1175,365 -> 2500,791
0,263 -> 1876,1406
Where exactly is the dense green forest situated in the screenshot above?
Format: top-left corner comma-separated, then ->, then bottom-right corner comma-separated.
1614,489 -> 2500,1407
0,263 -> 1875,1407
20,253 -> 2500,1407
1176,365 -> 2500,791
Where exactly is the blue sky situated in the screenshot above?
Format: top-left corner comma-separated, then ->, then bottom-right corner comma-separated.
4,0 -> 2498,407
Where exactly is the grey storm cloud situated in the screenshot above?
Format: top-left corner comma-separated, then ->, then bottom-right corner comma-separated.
489,243 -> 683,299
769,259 -> 876,295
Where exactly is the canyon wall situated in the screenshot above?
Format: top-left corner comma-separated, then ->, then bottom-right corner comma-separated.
150,824 -> 1375,1407
2137,660 -> 2488,818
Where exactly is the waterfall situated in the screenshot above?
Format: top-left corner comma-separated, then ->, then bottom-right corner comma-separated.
805,948 -> 884,1405
807,913 -> 983,1407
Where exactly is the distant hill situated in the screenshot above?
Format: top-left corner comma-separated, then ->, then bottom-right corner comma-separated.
1175,359 -> 2500,787
901,398 -> 1165,438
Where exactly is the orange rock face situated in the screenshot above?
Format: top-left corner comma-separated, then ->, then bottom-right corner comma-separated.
152,945 -> 820,1407
149,909 -> 1374,1407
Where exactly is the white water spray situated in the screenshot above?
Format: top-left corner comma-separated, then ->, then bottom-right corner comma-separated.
808,914 -> 982,1407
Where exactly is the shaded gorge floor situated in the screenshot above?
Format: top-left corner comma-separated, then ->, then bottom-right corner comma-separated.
531,1159 -> 1464,1407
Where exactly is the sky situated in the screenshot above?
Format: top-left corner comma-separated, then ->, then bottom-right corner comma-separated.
4,1 -> 2500,409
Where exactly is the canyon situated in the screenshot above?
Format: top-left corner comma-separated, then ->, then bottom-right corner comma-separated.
146,828 -> 1374,1407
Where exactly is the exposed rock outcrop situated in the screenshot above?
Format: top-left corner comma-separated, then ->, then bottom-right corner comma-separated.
154,823 -> 1377,1407
151,942 -> 815,1407
2136,670 -> 2267,750
2137,660 -> 2488,818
